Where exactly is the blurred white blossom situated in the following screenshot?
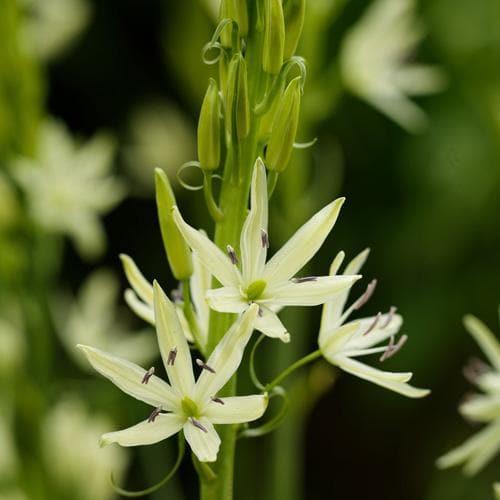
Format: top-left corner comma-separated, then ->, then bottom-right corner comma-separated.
22,0 -> 90,60
12,118 -> 125,258
42,397 -> 128,500
339,0 -> 445,132
0,318 -> 25,377
53,269 -> 157,370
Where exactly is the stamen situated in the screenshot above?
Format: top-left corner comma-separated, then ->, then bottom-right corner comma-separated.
171,283 -> 183,303
261,229 -> 269,249
190,417 -> 208,433
258,306 -> 264,317
212,397 -> 225,405
380,306 -> 397,329
292,276 -> 318,283
227,244 -> 238,265
167,347 -> 177,366
148,406 -> 162,423
362,312 -> 381,336
463,357 -> 490,384
380,334 -> 408,362
141,366 -> 155,384
352,279 -> 377,310
196,358 -> 216,373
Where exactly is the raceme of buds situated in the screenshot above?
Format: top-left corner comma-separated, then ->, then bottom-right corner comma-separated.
220,0 -> 248,47
198,78 -> 221,171
154,168 -> 193,280
283,0 -> 305,59
225,52 -> 250,142
263,0 -> 285,74
265,76 -> 301,172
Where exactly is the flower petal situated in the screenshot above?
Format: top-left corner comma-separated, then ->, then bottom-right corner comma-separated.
319,321 -> 361,354
464,315 -> 500,371
195,305 -> 258,403
124,289 -> 155,325
460,395 -> 500,423
172,207 -> 240,288
332,355 -> 430,398
254,306 -> 290,342
100,414 -> 184,447
183,417 -> 221,462
347,313 -> 403,350
240,159 -> 268,283
120,254 -> 153,305
263,197 -> 345,284
153,282 -> 195,395
77,344 -> 179,410
203,395 -> 268,424
206,287 -> 247,313
191,250 -> 211,339
267,275 -> 360,306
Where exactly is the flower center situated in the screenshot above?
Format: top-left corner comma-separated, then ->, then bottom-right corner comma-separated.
245,279 -> 267,301
181,397 -> 200,418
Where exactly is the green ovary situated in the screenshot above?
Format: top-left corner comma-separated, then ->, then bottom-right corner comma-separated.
245,280 -> 267,301
181,397 -> 200,418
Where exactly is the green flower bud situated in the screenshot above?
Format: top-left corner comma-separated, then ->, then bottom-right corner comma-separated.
265,76 -> 301,172
225,53 -> 250,142
154,168 -> 192,280
198,78 -> 221,171
220,0 -> 248,47
283,0 -> 305,59
263,0 -> 285,74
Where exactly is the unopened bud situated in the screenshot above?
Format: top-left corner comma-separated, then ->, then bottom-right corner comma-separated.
265,77 -> 301,172
263,0 -> 285,74
283,0 -> 305,59
225,53 -> 250,141
198,79 -> 221,171
154,169 -> 193,280
220,0 -> 248,47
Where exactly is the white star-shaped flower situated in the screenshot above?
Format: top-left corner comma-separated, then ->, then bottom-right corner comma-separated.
173,159 -> 360,342
319,249 -> 429,398
438,312 -> 500,475
78,282 -> 266,463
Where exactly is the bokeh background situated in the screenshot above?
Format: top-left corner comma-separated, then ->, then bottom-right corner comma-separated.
1,0 -> 500,499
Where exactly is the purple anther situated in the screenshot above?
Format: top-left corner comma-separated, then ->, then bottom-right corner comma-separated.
212,397 -> 225,405
292,276 -> 318,283
148,406 -> 162,423
463,357 -> 490,384
190,417 -> 208,433
171,284 -> 184,303
352,279 -> 377,310
261,229 -> 269,249
380,306 -> 397,329
227,245 -> 238,265
362,312 -> 381,336
258,306 -> 264,317
196,358 -> 216,373
167,347 -> 177,366
380,334 -> 408,362
141,366 -> 155,384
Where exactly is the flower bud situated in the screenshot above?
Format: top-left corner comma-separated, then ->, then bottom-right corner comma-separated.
198,79 -> 221,171
265,76 -> 301,172
154,169 -> 193,280
220,0 -> 248,47
263,0 -> 285,74
283,0 -> 305,59
225,53 -> 250,141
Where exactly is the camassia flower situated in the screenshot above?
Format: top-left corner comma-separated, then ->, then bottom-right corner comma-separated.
437,312 -> 500,475
78,283 -> 266,462
318,249 -> 429,398
173,159 -> 360,342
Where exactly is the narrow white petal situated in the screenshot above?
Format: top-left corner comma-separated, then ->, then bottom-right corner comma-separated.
319,321 -> 363,354
195,305 -> 259,403
124,289 -> 155,325
172,207 -> 240,288
175,306 -> 195,343
267,275 -> 360,306
464,315 -> 500,371
153,282 -> 195,395
203,395 -> 268,424
333,356 -> 429,398
347,313 -> 403,350
120,254 -> 154,305
183,417 -> 221,462
477,372 -> 500,394
77,344 -> 179,410
460,395 -> 500,423
254,306 -> 290,342
206,287 -> 247,313
263,198 -> 345,284
191,250 -> 211,337
344,248 -> 370,275
240,159 -> 268,283
100,414 -> 184,447
464,423 -> 500,476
